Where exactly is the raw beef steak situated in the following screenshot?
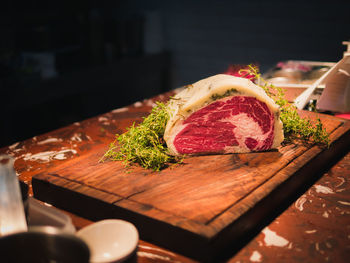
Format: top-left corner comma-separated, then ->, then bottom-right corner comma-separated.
164,74 -> 284,155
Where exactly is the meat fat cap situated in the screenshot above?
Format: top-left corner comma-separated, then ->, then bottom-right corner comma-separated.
168,74 -> 279,117
164,74 -> 284,155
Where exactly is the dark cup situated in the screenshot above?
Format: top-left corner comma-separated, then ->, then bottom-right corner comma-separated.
0,226 -> 90,263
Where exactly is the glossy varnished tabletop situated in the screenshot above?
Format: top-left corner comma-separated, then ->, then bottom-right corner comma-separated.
1,90 -> 349,262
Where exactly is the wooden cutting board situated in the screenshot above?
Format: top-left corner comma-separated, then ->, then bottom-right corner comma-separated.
32,108 -> 350,262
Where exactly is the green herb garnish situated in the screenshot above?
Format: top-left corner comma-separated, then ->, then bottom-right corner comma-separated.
101,102 -> 177,171
210,88 -> 238,101
240,65 -> 329,145
103,66 -> 329,171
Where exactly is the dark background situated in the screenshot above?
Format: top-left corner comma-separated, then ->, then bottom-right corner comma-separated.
1,0 -> 349,147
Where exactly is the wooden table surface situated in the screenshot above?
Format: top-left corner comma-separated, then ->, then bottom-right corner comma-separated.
1,89 -> 349,263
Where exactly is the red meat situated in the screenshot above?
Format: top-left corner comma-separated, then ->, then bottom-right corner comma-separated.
172,96 -> 275,154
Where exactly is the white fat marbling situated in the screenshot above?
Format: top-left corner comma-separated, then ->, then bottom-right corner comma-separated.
314,184 -> 334,194
7,143 -> 25,154
37,138 -> 63,145
295,195 -> 308,211
21,148 -> 77,162
70,133 -> 91,142
250,251 -> 262,262
112,107 -> 128,113
305,230 -> 317,234
98,116 -> 109,122
54,152 -> 69,160
70,133 -> 82,142
262,227 -> 289,247
8,142 -> 20,150
322,211 -> 329,218
335,177 -> 346,188
315,242 -> 321,252
134,101 -> 143,107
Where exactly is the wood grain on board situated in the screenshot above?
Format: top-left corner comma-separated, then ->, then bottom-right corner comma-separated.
32,106 -> 350,261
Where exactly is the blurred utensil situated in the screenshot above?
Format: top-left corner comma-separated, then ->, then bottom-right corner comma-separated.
0,226 -> 90,263
77,219 -> 138,263
294,59 -> 339,110
0,155 -> 28,236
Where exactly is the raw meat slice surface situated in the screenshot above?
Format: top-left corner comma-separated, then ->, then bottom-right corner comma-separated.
173,96 -> 275,154
164,74 -> 284,155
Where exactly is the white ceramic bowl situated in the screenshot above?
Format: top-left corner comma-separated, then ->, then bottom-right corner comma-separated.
76,219 -> 139,263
